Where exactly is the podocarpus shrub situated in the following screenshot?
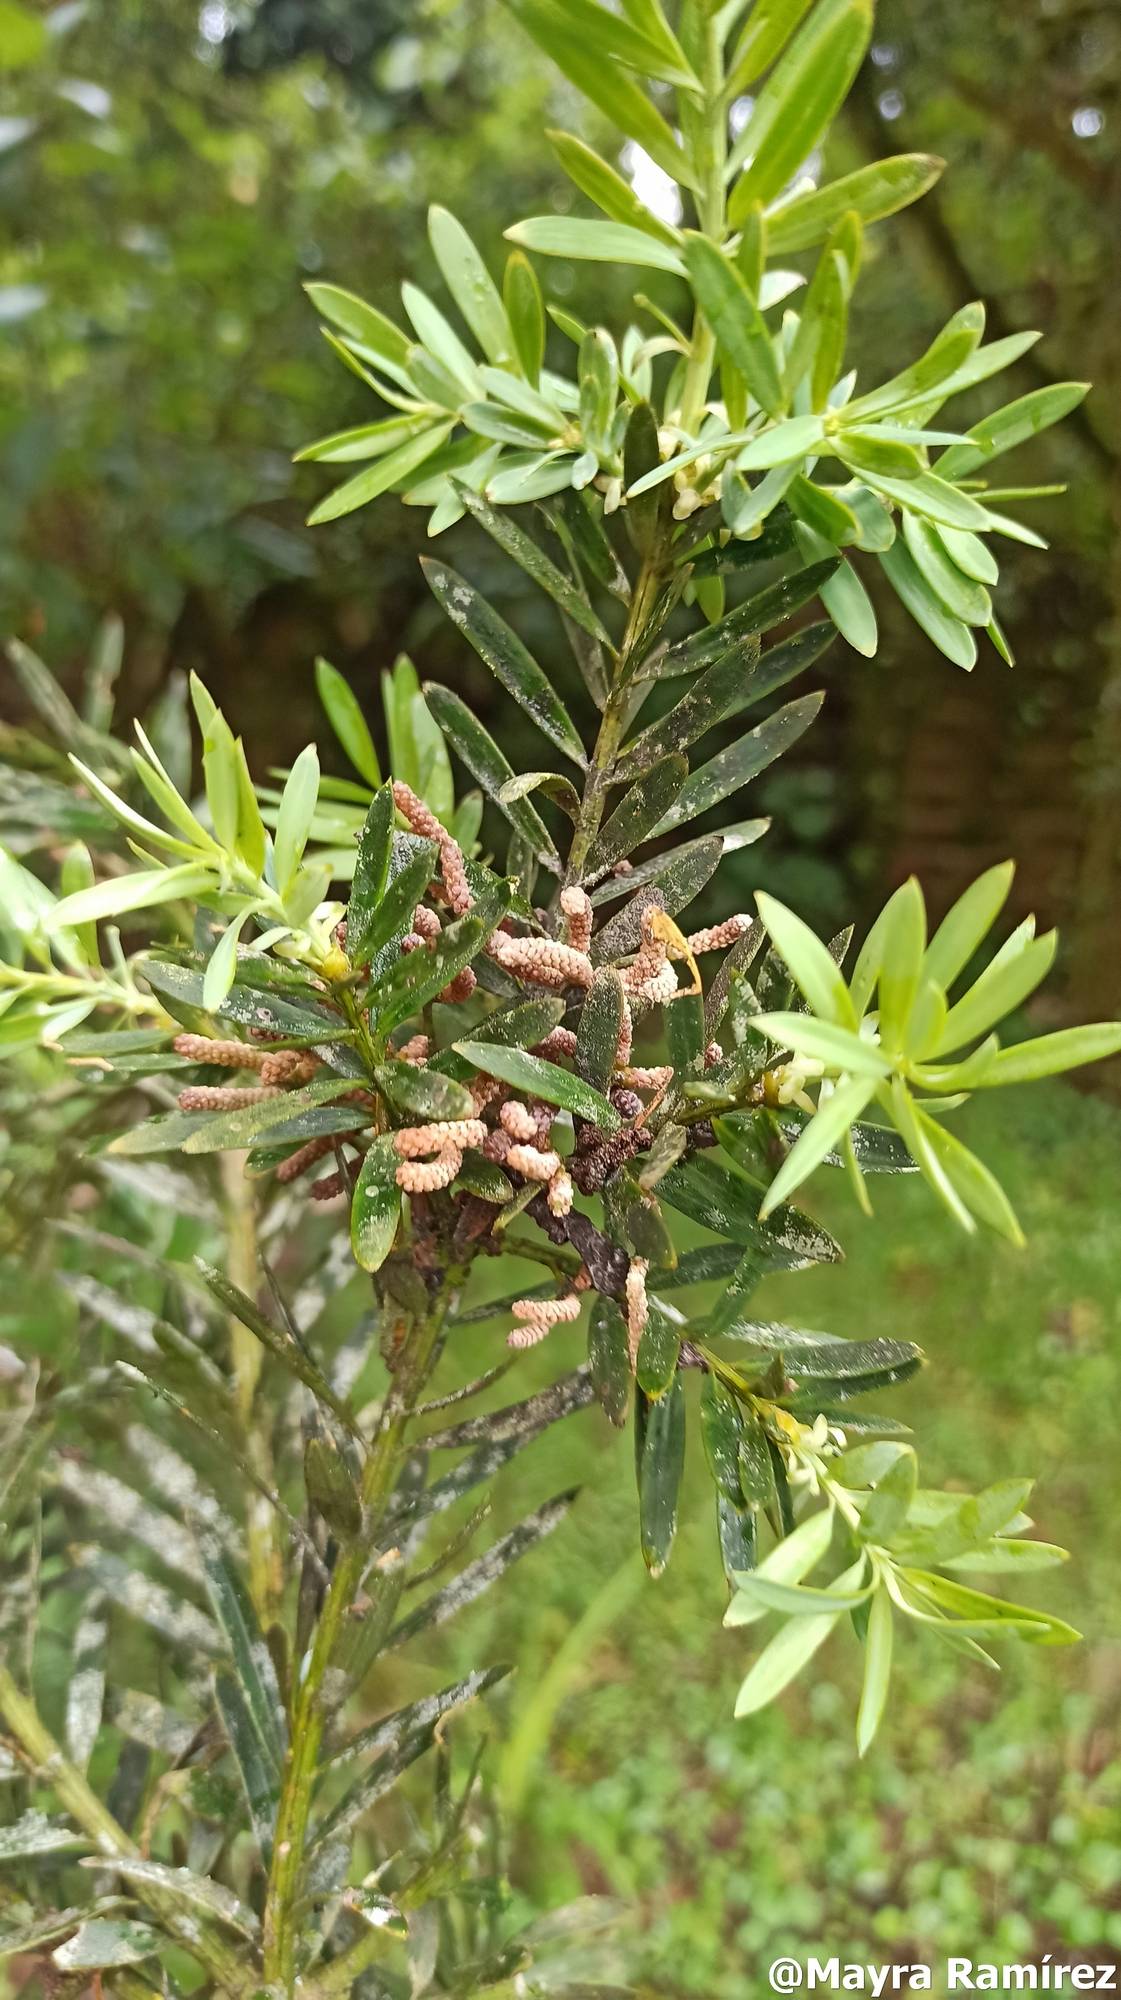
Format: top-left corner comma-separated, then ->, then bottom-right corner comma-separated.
1,3 -> 1118,1994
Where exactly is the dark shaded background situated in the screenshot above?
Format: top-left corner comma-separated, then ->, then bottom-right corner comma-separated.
2,0 -> 1118,1011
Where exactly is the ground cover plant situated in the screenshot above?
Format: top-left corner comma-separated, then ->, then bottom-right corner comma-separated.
1,2 -> 1118,1995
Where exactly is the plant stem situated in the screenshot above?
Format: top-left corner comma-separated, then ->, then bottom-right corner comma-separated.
220,1150 -> 276,1622
566,21 -> 731,891
0,1668 -> 252,1998
262,1268 -> 464,1994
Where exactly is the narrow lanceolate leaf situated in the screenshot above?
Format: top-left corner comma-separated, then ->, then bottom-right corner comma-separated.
879,541 -> 977,670
937,381 -> 1089,481
428,206 -> 510,363
315,657 -> 381,787
308,424 -> 455,526
389,1491 -> 579,1652
213,1669 -> 279,1863
651,692 -> 824,836
767,155 -> 944,255
304,282 -> 412,371
759,1076 -> 876,1217
618,640 -> 761,777
973,1023 -> 1121,1087
345,785 -> 394,963
727,0 -> 873,216
636,1376 -> 685,1576
0,1812 -> 89,1862
182,1077 -> 361,1154
755,891 -> 855,1024
422,559 -> 586,766
682,235 -> 784,418
101,1859 -> 259,1943
547,129 -> 683,247
585,755 -> 686,877
454,1042 -> 621,1130
498,0 -> 697,186
589,1294 -> 631,1427
351,1137 -> 402,1273
576,969 -> 626,1092
453,481 -> 612,644
330,1667 -> 512,1772
423,684 -> 560,866
506,216 -> 684,274
733,1602 -> 843,1716
658,1152 -> 841,1267
201,1537 -> 287,1771
658,563 -> 837,674
65,1594 -> 107,1775
196,1261 -> 360,1433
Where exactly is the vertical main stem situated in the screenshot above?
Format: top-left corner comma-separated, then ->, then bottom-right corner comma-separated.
220,1150 -> 276,1621
567,21 -> 729,883
263,1273 -> 461,1994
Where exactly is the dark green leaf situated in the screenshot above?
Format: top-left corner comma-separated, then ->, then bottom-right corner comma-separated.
618,641 -> 762,777
454,480 -> 612,645
304,1436 -> 363,1540
374,896 -> 509,1035
576,969 -> 626,1090
454,1041 -> 621,1128
658,562 -> 837,674
181,1078 -> 361,1154
636,1302 -> 680,1399
422,559 -> 587,767
346,785 -> 395,963
652,692 -> 824,836
586,755 -> 687,876
423,684 -> 561,866
589,1295 -> 631,1427
351,1137 -> 402,1274
636,1376 -> 685,1576
375,1060 -> 474,1122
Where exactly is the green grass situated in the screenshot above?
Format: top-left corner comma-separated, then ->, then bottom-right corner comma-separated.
410,1082 -> 1121,1994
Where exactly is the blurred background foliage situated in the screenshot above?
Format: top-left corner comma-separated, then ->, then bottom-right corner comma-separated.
2,2 -> 1120,1988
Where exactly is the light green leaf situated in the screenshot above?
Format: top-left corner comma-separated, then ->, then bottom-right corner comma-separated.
767,154 -> 944,255
274,744 -> 321,893
506,215 -> 684,274
428,206 -> 511,363
937,381 -> 1089,481
49,863 -> 216,931
856,1588 -> 894,1754
315,658 -> 380,787
547,129 -> 683,247
879,539 -> 977,669
733,1602 -> 842,1715
499,0 -> 696,185
902,514 -> 992,626
758,1076 -> 876,1217
308,424 -> 455,527
922,862 -> 1014,989
682,234 -> 785,417
727,0 -> 873,216
750,1012 -> 892,1079
304,282 -> 412,373
935,928 -> 1057,1054
755,891 -> 855,1024
974,1023 -> 1121,1086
